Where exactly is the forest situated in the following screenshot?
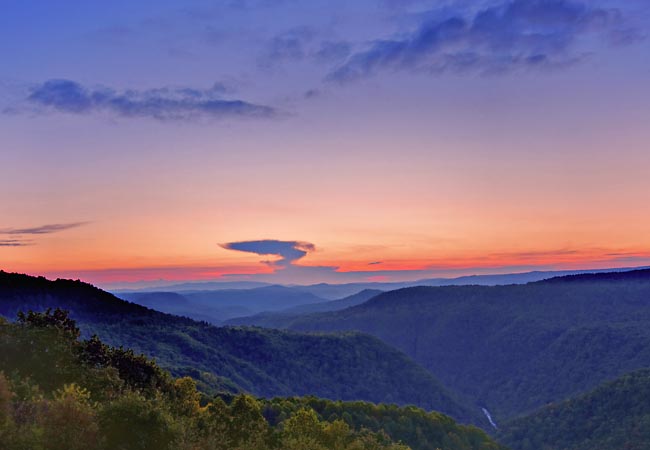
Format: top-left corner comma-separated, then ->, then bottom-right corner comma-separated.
0,308 -> 502,450
498,369 -> 650,450
279,270 -> 650,420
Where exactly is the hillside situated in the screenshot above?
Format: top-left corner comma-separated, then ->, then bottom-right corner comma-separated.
498,369 -> 650,450
0,271 -> 480,425
119,285 -> 329,324
281,269 -> 650,420
0,310 -> 505,450
226,289 -> 383,327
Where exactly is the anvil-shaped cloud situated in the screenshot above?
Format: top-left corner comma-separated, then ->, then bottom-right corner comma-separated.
220,240 -> 316,268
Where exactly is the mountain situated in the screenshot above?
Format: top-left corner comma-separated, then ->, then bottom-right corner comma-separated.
226,289 -> 383,328
498,369 -> 650,450
281,289 -> 384,314
113,266 -> 649,299
279,269 -> 650,421
118,291 -> 254,324
0,310 -> 503,450
0,270 -> 481,426
112,280 -> 273,293
118,285 -> 330,324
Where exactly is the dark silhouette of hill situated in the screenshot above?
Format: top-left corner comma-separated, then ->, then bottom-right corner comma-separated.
280,269 -> 650,421
0,270 -> 481,426
226,289 -> 383,327
498,369 -> 650,450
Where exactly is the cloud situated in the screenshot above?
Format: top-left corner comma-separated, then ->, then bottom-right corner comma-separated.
221,239 -> 316,267
23,79 -> 278,121
259,28 -> 351,67
327,0 -> 641,82
0,222 -> 87,248
0,222 -> 88,235
314,41 -> 352,63
259,28 -> 315,66
488,249 -> 580,259
0,239 -> 32,247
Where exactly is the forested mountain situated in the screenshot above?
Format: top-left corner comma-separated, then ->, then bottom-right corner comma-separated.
0,271 -> 481,426
119,285 -> 330,324
498,369 -> 650,450
0,310 -> 504,450
226,289 -> 383,327
279,269 -> 650,421
0,311 -> 405,450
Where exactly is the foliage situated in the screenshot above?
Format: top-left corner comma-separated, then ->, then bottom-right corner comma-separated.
0,310 -> 504,450
260,396 -> 503,450
498,369 -> 650,450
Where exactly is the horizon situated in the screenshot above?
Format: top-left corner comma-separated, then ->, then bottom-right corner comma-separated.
2,0 -> 649,287
3,263 -> 650,292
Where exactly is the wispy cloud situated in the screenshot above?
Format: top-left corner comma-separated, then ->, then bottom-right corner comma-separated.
328,0 -> 642,83
221,239 -> 316,267
260,27 -> 315,66
259,27 -> 352,68
314,41 -> 352,63
21,79 -> 278,121
0,239 -> 32,247
0,222 -> 87,248
0,222 -> 88,235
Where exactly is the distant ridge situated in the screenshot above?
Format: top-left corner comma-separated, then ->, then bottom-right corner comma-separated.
226,289 -> 383,327
110,265 -> 650,298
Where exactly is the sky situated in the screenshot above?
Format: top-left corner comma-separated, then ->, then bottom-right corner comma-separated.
1,0 -> 650,289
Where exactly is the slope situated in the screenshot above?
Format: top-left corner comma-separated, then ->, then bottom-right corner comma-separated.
226,289 -> 383,327
120,285 -> 330,324
498,369 -> 650,450
0,270 -> 480,425
0,311 -> 504,450
283,269 -> 650,420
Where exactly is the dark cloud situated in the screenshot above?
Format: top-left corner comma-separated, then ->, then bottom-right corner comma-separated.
368,261 -> 383,265
304,88 -> 321,99
0,222 -> 88,235
0,239 -> 32,247
328,0 -> 640,82
25,80 -> 278,121
221,239 -> 316,267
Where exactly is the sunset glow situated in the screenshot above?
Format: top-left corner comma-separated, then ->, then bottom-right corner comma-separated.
2,0 -> 649,288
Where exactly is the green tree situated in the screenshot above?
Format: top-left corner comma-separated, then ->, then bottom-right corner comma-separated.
98,392 -> 179,450
41,384 -> 99,450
